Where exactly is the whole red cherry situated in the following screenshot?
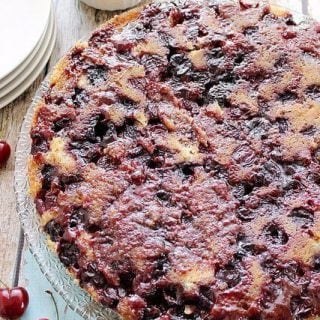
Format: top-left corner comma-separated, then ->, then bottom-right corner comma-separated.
0,140 -> 11,166
0,287 -> 29,320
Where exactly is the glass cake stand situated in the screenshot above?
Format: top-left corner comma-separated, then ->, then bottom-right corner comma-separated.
14,2 -> 313,319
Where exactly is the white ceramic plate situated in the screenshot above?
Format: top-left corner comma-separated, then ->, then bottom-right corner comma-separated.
0,9 -> 51,90
0,9 -> 54,99
0,15 -> 56,108
0,0 -> 52,80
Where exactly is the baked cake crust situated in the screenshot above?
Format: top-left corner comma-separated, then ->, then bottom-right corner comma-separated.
29,0 -> 320,319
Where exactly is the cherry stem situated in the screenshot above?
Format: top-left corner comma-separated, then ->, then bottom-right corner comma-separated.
0,279 -> 9,289
45,290 -> 60,320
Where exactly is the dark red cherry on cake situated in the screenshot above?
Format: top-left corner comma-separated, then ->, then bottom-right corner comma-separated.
0,140 -> 11,166
0,287 -> 29,320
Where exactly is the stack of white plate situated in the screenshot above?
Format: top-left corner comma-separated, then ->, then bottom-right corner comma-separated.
0,0 -> 56,108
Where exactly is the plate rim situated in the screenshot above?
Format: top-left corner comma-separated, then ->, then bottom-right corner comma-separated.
0,0 -> 52,80
0,13 -> 56,108
0,7 -> 52,90
0,9 -> 54,98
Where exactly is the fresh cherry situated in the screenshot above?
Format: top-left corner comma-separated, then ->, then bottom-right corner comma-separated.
0,140 -> 11,167
0,286 -> 29,320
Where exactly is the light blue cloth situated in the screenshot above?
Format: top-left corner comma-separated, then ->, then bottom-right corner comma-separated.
21,249 -> 81,320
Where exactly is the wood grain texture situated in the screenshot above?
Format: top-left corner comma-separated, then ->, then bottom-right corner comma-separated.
0,0 -> 318,314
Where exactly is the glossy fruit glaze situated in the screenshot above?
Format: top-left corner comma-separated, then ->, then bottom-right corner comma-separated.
29,0 -> 320,319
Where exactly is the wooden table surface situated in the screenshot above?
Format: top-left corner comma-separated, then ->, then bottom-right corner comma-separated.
0,0 -> 318,314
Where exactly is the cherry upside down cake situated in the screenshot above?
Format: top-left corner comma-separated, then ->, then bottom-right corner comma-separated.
28,0 -> 320,319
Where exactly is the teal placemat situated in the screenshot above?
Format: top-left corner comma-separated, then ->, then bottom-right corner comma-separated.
21,249 -> 82,320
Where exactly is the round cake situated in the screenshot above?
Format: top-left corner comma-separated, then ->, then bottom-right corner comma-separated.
28,0 -> 320,319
